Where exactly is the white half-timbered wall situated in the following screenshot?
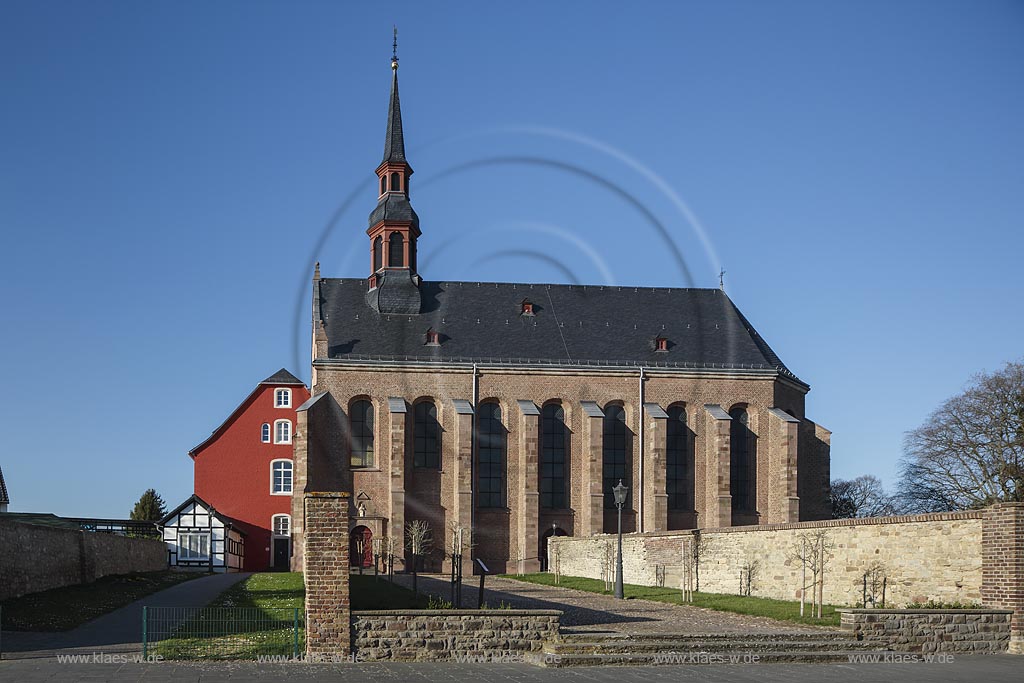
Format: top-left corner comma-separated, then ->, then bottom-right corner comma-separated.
162,498 -> 243,572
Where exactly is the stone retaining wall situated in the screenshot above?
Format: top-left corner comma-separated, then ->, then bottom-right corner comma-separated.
549,511 -> 984,607
0,517 -> 167,601
841,609 -> 1012,652
351,610 -> 562,661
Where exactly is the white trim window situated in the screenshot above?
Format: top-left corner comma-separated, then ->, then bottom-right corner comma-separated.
261,422 -> 271,443
275,388 -> 292,408
271,459 -> 293,495
274,419 -> 291,444
272,514 -> 291,536
178,532 -> 210,560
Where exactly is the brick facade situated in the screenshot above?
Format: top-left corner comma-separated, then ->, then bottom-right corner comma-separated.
293,362 -> 831,575
302,492 -> 351,658
982,502 -> 1024,653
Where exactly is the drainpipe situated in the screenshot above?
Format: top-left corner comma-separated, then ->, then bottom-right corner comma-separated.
638,366 -> 645,534
471,364 -> 478,552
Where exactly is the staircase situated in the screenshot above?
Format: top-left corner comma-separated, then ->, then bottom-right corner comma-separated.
540,631 -> 888,667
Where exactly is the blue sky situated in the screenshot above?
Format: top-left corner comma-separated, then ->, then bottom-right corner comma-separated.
1,1 -> 1021,517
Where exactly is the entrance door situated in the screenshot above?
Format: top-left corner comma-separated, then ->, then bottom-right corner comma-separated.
272,538 -> 290,570
349,526 -> 373,568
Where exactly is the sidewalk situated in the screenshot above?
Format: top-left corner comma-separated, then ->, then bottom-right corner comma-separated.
1,572 -> 249,660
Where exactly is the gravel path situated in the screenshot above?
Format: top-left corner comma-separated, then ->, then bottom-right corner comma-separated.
389,573 -> 834,635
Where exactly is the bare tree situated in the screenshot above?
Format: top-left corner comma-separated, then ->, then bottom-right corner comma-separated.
831,475 -> 897,518
600,540 -> 615,592
789,530 -> 834,618
379,535 -> 399,582
740,557 -> 760,596
898,360 -> 1024,512
689,529 -> 710,592
405,519 -> 433,595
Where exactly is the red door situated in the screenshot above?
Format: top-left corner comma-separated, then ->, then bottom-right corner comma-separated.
349,526 -> 373,567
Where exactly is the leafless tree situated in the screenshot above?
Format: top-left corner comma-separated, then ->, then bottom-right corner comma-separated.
600,540 -> 615,592
831,475 -> 897,518
740,557 -> 760,596
898,360 -> 1024,512
405,519 -> 433,594
689,529 -> 711,592
789,530 -> 834,618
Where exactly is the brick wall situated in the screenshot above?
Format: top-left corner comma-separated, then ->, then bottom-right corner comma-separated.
982,503 -> 1024,653
840,609 -> 1011,653
550,511 -> 986,607
303,492 -> 352,657
0,518 -> 167,601
352,610 -> 561,661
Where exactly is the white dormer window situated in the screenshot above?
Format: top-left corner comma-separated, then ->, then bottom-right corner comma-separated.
274,419 -> 292,444
261,423 -> 271,443
275,388 -> 292,408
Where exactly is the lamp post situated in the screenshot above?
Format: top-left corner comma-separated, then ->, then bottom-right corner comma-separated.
613,479 -> 628,600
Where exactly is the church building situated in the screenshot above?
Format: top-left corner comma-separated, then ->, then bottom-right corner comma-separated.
291,52 -> 831,575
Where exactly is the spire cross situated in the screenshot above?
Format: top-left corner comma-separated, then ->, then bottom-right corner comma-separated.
719,268 -> 727,290
392,26 -> 399,69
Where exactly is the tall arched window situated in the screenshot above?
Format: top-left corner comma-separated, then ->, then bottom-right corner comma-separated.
666,405 -> 693,510
729,406 -> 756,512
349,400 -> 374,468
379,175 -> 387,195
274,419 -> 291,444
603,404 -> 629,509
476,402 -> 505,508
390,171 -> 400,192
413,400 -> 440,468
261,422 -> 271,443
388,232 -> 404,267
541,403 -> 567,509
373,236 -> 383,271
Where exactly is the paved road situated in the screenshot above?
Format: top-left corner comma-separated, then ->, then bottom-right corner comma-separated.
0,657 -> 1019,682
391,573 -> 832,635
1,572 -> 249,660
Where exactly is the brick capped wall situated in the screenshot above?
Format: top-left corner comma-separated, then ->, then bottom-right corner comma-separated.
351,610 -> 561,661
982,503 -> 1024,654
303,492 -> 352,657
0,518 -> 166,601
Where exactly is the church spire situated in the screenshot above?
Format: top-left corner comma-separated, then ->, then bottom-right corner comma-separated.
365,28 -> 421,314
382,27 -> 406,164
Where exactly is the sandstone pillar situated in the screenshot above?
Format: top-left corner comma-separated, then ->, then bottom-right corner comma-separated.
580,401 -> 605,536
451,400 -> 475,577
643,403 -> 669,532
766,408 -> 800,524
387,397 -> 407,566
982,502 -> 1024,654
516,400 -> 541,574
702,404 -> 732,528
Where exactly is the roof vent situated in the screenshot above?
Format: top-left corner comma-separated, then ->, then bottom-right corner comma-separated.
425,328 -> 440,346
521,298 -> 535,316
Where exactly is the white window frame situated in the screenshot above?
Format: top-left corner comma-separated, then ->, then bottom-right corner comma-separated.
178,532 -> 211,560
272,514 -> 291,536
275,388 -> 292,408
261,422 -> 271,443
271,459 -> 293,495
274,419 -> 292,444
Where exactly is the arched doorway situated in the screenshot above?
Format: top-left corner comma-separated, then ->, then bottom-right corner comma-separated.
539,526 -> 568,572
349,526 -> 373,568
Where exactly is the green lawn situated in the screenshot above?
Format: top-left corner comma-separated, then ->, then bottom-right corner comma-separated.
152,572 -> 432,660
500,573 -> 841,627
0,571 -> 205,632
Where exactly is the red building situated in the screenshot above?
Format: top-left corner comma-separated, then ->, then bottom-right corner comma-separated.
189,369 -> 309,571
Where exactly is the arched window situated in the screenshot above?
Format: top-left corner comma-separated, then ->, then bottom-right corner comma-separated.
541,403 -> 567,509
275,388 -> 291,408
272,514 -> 290,536
349,400 -> 374,468
729,406 -> 756,512
390,171 -> 400,192
603,404 -> 629,509
388,232 -> 404,267
271,459 -> 293,494
476,402 -> 505,508
379,175 -> 387,195
274,419 -> 291,444
261,423 -> 271,443
413,400 -> 440,468
666,405 -> 694,510
373,236 -> 383,271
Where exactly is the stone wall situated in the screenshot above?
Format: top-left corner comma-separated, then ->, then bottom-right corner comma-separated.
351,610 -> 561,661
0,517 -> 167,601
303,492 -> 352,658
981,503 -> 1024,653
841,609 -> 1011,653
549,511 -> 985,607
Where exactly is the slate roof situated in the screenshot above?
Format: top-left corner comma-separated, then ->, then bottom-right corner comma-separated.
382,69 -> 406,164
260,368 -> 305,386
0,465 -> 8,505
368,193 -> 419,229
317,279 -> 805,386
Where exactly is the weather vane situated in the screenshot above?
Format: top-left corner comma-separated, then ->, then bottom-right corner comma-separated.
719,268 -> 727,290
392,26 -> 399,70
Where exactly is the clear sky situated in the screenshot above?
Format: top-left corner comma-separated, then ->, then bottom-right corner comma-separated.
1,1 -> 1022,517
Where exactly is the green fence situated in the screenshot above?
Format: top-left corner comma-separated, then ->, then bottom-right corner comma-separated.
143,607 -> 303,660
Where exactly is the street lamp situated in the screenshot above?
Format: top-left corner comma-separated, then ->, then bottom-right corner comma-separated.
613,479 -> 628,599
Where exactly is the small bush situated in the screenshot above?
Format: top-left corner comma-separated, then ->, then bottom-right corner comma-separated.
904,600 -> 982,609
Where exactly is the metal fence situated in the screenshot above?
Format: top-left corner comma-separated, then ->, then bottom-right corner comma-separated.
142,607 -> 303,660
